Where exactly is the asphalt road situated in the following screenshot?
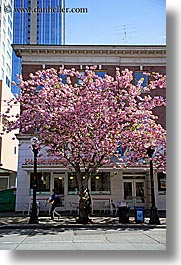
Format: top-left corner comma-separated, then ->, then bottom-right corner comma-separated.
0,227 -> 166,250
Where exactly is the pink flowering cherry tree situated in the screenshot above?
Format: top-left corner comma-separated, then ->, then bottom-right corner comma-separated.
2,66 -> 166,223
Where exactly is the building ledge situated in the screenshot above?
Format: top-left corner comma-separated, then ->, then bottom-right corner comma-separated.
12,44 -> 166,58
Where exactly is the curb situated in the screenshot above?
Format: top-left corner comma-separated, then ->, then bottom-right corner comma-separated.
0,223 -> 166,230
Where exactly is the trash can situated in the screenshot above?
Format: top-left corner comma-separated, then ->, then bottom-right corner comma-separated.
0,188 -> 16,212
134,207 -> 145,223
118,206 -> 130,223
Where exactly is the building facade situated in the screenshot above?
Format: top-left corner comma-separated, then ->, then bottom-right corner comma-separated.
12,45 -> 166,213
0,80 -> 19,190
0,0 -> 14,89
0,0 -> 19,190
12,0 -> 65,95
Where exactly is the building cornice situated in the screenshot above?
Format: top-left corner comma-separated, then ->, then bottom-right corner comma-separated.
12,45 -> 166,67
12,44 -> 166,57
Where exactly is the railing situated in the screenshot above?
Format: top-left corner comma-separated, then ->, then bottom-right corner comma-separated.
23,195 -> 65,215
92,198 -> 113,214
69,202 -> 79,214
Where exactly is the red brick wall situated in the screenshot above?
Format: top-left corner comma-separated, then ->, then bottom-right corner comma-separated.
22,64 -> 166,78
22,64 -> 166,129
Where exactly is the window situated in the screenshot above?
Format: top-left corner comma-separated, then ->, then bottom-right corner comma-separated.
2,55 -> 5,66
1,69 -> 4,79
77,71 -> 84,85
68,172 -> 85,194
30,172 -> 50,193
91,172 -> 111,194
124,182 -> 132,200
7,39 -> 11,52
8,15 -> 12,29
68,171 -> 111,194
6,76 -> 10,87
157,172 -> 166,192
77,70 -> 107,85
14,146 -> 17,155
60,74 -> 67,84
95,70 -> 106,78
134,71 -> 148,93
6,51 -> 11,64
3,16 -> 6,27
2,42 -> 5,53
36,85 -> 43,92
0,176 -> 9,190
6,63 -> 11,76
3,29 -> 6,38
68,173 -> 78,194
8,28 -> 12,40
115,141 -> 127,159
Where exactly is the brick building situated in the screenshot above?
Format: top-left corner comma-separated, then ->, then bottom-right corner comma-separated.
12,45 -> 166,213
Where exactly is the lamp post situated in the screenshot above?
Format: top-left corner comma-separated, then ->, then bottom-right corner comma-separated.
146,146 -> 160,225
29,137 -> 39,224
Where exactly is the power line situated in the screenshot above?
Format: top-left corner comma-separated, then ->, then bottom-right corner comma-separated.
114,24 -> 136,44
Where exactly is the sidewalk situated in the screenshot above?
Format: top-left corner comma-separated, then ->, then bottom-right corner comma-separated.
0,212 -> 166,229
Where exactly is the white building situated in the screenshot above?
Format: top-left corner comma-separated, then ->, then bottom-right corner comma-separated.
15,134 -> 166,214
0,80 -> 19,190
13,44 -> 166,214
0,0 -> 14,89
0,0 -> 19,190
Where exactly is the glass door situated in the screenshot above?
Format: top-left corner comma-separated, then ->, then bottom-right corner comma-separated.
135,181 -> 145,203
123,180 -> 145,207
52,173 -> 65,208
52,173 -> 65,195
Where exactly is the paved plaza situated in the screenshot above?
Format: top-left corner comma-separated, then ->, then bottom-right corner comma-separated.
0,213 -> 166,250
0,227 -> 166,250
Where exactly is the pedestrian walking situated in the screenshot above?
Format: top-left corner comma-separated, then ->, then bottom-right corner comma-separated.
47,189 -> 61,220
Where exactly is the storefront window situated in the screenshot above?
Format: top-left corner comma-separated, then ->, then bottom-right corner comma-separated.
157,172 -> 166,192
68,172 -> 85,194
91,172 -> 111,194
30,172 -> 50,193
68,173 -> 78,194
68,172 -> 111,194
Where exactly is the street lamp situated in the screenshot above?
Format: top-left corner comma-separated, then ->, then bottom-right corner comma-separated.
29,137 -> 39,224
146,146 -> 160,225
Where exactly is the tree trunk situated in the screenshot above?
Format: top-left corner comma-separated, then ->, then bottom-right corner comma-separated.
77,191 -> 90,224
75,171 -> 91,224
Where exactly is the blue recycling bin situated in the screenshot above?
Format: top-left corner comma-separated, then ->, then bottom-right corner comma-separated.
134,207 -> 145,223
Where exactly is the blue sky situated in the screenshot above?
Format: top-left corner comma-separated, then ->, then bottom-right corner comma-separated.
65,0 -> 166,45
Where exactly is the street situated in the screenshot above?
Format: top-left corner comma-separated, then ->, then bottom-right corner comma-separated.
0,227 -> 166,250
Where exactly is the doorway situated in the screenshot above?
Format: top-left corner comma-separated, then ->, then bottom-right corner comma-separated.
52,173 -> 65,208
52,173 -> 65,195
123,179 -> 145,207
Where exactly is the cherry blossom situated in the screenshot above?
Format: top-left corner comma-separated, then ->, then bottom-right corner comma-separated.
1,67 -> 166,222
